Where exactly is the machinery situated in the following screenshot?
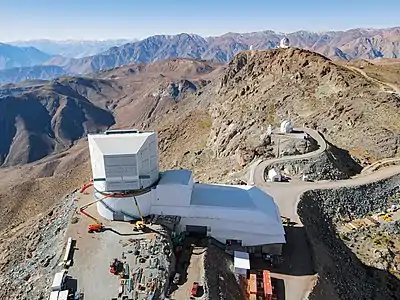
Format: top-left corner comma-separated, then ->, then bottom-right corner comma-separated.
79,182 -> 148,233
109,258 -> 124,276
79,183 -> 114,233
132,195 -> 147,231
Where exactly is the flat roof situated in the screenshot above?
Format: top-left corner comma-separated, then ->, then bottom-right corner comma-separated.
190,184 -> 257,209
234,251 -> 250,269
158,169 -> 192,186
89,131 -> 155,155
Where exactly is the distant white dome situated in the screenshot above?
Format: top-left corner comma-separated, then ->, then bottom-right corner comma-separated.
280,37 -> 290,49
280,120 -> 293,133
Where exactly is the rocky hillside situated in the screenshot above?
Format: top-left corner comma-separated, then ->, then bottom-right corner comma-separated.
209,48 -> 400,165
0,43 -> 50,70
57,27 -> 400,74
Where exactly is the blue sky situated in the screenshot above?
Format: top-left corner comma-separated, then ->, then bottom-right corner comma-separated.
1,0 -> 399,41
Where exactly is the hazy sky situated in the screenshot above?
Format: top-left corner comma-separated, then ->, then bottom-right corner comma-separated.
1,0 -> 399,41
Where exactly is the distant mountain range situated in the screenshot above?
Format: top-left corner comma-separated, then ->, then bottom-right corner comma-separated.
0,43 -> 50,70
0,27 -> 399,84
9,39 -> 134,58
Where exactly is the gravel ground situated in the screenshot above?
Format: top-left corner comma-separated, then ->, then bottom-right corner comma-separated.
298,174 -> 400,300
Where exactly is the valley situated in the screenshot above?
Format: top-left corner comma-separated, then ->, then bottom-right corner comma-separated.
0,46 -> 399,300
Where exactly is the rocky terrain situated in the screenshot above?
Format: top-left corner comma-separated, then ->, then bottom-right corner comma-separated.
268,146 -> 362,181
0,192 -> 77,299
204,244 -> 244,300
0,48 -> 400,298
299,174 -> 400,300
1,27 -> 399,85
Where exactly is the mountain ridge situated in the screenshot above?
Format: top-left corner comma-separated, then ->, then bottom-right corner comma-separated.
57,27 -> 400,74
0,43 -> 50,70
1,27 -> 399,85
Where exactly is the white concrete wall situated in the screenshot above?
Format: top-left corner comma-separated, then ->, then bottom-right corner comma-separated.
154,184 -> 192,207
137,133 -> 159,188
95,190 -> 154,220
88,136 -> 105,181
178,216 -> 285,246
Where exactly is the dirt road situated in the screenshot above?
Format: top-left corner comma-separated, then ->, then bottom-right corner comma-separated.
171,245 -> 206,299
251,127 -> 400,300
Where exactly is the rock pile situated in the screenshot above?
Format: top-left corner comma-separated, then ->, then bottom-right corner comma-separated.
203,245 -> 244,300
298,174 -> 400,300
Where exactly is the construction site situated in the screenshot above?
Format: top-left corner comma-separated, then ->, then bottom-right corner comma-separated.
43,129 -> 287,300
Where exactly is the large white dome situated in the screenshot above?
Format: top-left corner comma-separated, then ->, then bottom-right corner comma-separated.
280,37 -> 290,49
280,120 -> 293,133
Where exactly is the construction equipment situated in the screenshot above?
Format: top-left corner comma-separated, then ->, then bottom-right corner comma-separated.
79,182 -> 148,232
132,196 -> 147,231
79,191 -> 115,233
110,258 -> 124,276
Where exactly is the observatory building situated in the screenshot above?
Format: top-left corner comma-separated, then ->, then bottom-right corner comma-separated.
279,37 -> 290,49
88,130 -> 286,254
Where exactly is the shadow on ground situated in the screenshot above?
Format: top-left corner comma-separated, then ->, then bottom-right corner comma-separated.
251,225 -> 316,277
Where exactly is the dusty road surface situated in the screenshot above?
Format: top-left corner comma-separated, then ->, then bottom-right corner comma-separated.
250,126 -> 400,300
171,240 -> 206,299
65,187 -> 172,300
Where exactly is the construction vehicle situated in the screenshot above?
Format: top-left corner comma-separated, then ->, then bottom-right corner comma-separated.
79,182 -> 147,232
79,198 -> 109,233
79,183 -> 116,233
110,258 -> 124,276
132,196 -> 147,231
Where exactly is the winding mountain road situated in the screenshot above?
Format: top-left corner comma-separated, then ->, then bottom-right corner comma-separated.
250,128 -> 400,300
252,128 -> 400,222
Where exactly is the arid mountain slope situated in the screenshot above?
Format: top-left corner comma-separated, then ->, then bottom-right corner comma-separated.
0,78 -> 118,166
0,59 -> 221,167
209,49 -> 400,164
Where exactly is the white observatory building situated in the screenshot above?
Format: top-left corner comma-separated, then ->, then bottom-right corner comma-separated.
280,120 -> 293,133
279,37 -> 290,49
88,130 -> 285,254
